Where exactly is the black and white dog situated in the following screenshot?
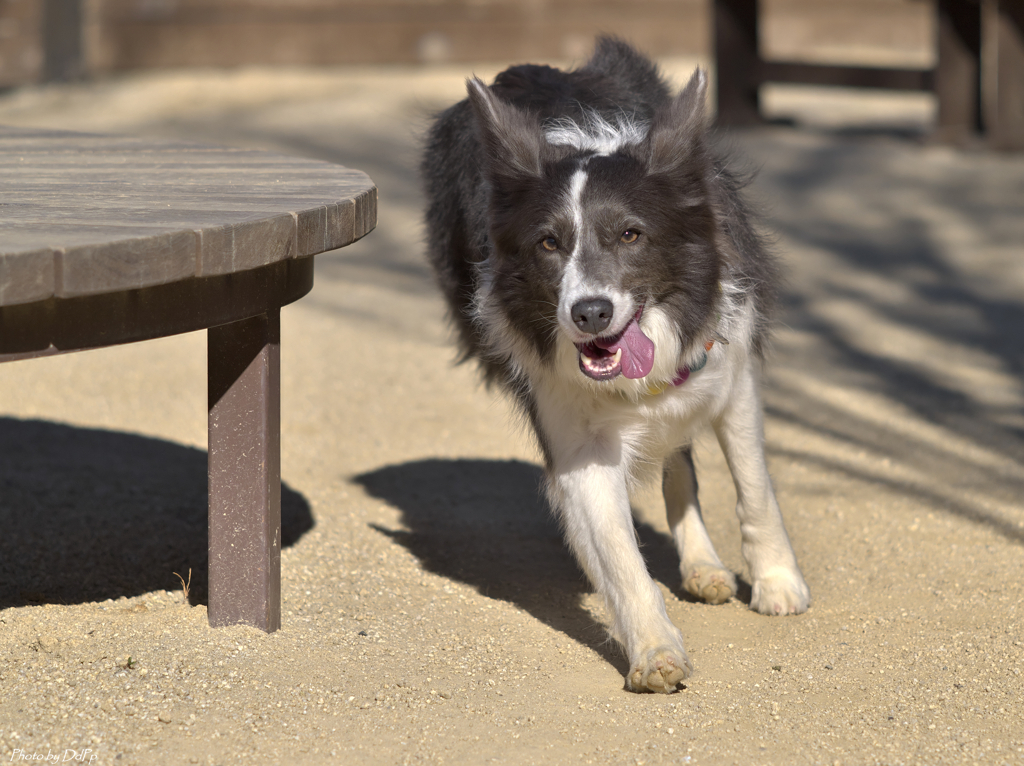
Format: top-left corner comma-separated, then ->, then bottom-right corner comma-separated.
422,38 -> 810,693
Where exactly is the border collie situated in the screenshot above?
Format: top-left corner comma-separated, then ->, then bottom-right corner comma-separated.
422,38 -> 810,693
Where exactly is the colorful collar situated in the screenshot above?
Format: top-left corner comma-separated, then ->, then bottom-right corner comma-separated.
644,340 -> 715,396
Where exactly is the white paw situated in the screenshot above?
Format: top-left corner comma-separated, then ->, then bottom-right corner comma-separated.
750,569 -> 811,615
682,563 -> 737,605
627,645 -> 693,693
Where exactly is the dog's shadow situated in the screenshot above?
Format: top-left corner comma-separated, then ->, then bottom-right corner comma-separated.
356,457 -> 733,677
0,417 -> 314,608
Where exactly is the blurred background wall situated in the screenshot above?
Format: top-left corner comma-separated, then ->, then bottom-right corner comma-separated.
0,0 -> 933,86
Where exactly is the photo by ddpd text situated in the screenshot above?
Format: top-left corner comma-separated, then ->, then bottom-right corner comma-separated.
8,749 -> 98,763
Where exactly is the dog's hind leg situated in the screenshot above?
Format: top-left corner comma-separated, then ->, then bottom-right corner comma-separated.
547,456 -> 692,693
664,447 -> 737,605
712,365 -> 811,616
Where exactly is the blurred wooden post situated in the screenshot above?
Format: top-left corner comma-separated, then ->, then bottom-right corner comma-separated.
935,0 -> 983,142
713,0 -> 1019,150
43,0 -> 83,81
714,0 -> 763,126
986,0 -> 1024,149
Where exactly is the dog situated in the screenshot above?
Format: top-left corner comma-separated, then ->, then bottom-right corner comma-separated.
421,37 -> 810,693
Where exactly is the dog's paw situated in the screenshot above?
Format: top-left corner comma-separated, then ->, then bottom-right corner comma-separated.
627,646 -> 692,693
682,563 -> 736,605
750,570 -> 811,616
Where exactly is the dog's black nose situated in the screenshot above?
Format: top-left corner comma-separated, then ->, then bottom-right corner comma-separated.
571,298 -> 614,335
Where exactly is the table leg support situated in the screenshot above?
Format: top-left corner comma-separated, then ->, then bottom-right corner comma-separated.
207,310 -> 282,632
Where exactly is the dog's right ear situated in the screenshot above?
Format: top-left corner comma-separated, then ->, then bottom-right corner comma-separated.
466,78 -> 542,179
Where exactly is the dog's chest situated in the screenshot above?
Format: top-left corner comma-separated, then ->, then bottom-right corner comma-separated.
542,381 -> 711,465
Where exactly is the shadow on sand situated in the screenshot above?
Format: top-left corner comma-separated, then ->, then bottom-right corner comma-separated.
0,417 -> 314,609
742,131 -> 1024,545
355,457 -> 725,678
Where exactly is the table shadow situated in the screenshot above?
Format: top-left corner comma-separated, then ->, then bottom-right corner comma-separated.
0,417 -> 314,608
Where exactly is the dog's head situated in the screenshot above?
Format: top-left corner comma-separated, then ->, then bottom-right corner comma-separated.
467,70 -> 723,388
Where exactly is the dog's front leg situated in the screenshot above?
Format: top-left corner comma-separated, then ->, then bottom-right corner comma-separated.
546,454 -> 692,692
713,365 -> 811,615
664,447 -> 737,604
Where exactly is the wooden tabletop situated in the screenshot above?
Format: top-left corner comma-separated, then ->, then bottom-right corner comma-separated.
0,126 -> 377,307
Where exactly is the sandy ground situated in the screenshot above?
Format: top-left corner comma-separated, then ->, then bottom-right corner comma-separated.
0,58 -> 1022,766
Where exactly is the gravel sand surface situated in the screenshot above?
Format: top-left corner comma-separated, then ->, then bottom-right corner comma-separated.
1,61 -> 1022,765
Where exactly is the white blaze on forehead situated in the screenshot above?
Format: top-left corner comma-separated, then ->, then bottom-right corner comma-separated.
558,167 -> 590,327
555,162 -> 640,342
566,166 -> 588,258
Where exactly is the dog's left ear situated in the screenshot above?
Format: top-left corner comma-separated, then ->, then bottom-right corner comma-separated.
647,68 -> 708,174
466,77 -> 543,179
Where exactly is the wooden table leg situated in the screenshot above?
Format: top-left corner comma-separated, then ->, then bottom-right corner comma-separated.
207,310 -> 282,632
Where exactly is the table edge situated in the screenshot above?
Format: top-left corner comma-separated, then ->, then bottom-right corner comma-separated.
1,130 -> 377,307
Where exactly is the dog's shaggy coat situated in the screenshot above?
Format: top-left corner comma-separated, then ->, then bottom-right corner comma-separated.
423,38 -> 810,692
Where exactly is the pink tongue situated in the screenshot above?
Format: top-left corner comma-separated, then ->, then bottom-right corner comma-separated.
594,317 -> 655,379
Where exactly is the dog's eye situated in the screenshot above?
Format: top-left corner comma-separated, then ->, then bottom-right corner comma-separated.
541,237 -> 558,251
620,230 -> 640,244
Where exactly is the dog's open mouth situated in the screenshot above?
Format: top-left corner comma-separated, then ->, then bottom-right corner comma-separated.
576,306 -> 655,381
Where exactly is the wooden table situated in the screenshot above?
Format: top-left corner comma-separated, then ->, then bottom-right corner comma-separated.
0,126 -> 376,631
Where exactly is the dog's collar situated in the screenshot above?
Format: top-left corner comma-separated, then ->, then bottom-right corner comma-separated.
643,340 -> 715,396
